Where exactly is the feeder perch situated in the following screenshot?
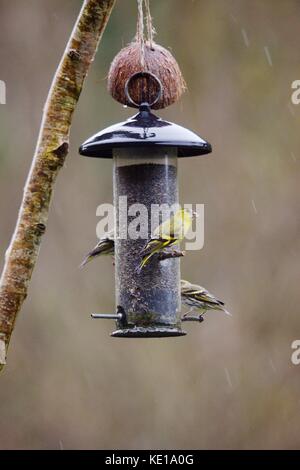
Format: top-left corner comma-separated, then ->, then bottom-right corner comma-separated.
79,72 -> 212,338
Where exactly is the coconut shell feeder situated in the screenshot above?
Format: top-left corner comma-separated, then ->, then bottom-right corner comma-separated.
107,41 -> 186,110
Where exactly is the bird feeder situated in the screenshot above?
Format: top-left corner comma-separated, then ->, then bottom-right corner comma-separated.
79,72 -> 212,338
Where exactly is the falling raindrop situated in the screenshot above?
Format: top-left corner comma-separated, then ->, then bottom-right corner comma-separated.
269,358 -> 277,373
230,13 -> 238,24
241,28 -> 250,47
224,367 -> 233,389
251,199 -> 258,214
264,46 -> 273,67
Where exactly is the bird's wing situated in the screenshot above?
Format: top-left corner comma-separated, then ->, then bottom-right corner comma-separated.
95,239 -> 114,254
193,288 -> 224,306
182,285 -> 224,307
140,238 -> 171,256
138,238 -> 178,270
80,239 -> 114,268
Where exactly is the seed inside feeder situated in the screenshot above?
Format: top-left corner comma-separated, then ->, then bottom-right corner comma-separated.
113,147 -> 181,334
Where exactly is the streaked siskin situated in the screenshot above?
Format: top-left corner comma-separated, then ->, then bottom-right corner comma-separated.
138,208 -> 194,270
181,279 -> 231,318
80,229 -> 115,268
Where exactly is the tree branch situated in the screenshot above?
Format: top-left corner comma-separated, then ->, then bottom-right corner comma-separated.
0,0 -> 116,370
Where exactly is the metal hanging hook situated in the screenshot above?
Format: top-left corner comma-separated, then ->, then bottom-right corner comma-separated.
124,71 -> 163,109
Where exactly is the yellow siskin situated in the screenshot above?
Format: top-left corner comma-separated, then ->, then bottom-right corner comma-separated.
154,207 -> 194,239
138,208 -> 194,270
138,237 -> 178,270
80,230 -> 114,268
181,279 -> 231,319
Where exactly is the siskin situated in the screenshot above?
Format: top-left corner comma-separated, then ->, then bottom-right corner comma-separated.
80,230 -> 115,268
181,279 -> 231,319
138,208 -> 194,271
153,207 -> 195,239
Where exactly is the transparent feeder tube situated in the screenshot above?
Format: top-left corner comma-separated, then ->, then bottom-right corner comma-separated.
113,147 -> 182,335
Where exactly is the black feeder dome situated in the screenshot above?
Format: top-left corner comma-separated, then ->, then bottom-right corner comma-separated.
79,72 -> 212,338
79,103 -> 212,159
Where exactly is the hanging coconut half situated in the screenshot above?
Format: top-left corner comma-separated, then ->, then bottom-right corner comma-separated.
107,41 -> 186,110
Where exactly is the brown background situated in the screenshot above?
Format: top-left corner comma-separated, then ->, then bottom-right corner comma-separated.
0,0 -> 299,449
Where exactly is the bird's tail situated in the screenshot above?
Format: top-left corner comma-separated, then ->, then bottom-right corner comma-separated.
79,256 -> 91,269
136,252 -> 153,273
223,308 -> 232,316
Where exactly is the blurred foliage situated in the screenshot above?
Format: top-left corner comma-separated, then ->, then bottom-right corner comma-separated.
0,0 -> 299,449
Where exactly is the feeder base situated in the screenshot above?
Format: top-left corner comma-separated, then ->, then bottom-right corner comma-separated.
111,326 -> 186,338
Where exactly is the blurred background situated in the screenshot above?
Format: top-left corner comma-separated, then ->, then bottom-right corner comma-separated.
0,0 -> 299,450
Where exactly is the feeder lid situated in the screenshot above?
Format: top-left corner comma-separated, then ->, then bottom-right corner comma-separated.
79,104 -> 212,159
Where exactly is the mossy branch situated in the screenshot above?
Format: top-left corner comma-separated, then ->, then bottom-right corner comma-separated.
0,0 -> 116,371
